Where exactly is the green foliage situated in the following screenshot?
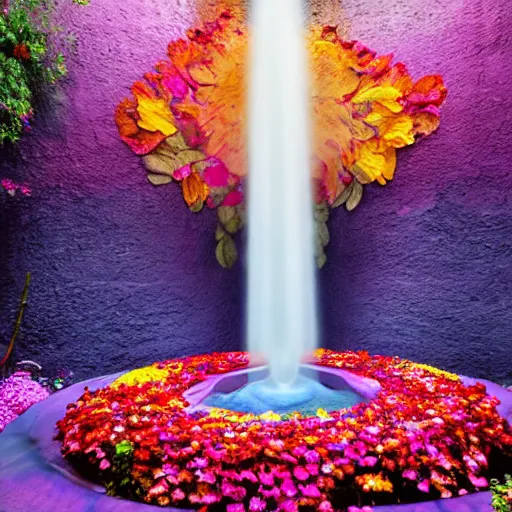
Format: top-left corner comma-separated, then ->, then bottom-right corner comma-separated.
105,440 -> 138,498
491,474 -> 512,512
0,0 -> 88,144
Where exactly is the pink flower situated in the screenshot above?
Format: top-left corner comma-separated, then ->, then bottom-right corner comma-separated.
249,497 -> 266,511
99,458 -> 110,470
221,480 -> 246,501
227,504 -> 245,512
402,469 -> 418,481
425,444 -> 439,457
172,164 -> 193,181
148,479 -> 168,496
171,488 -> 185,501
240,470 -> 258,483
292,445 -> 307,457
195,469 -> 216,483
190,457 -> 208,468
203,161 -> 230,187
280,452 -> 298,464
359,456 -> 378,467
258,471 -> 274,486
293,466 -> 309,481
306,463 -> 319,476
298,483 -> 321,498
19,184 -> 31,196
281,479 -> 298,497
222,188 -> 243,206
304,450 -> 320,463
0,179 -> 30,197
259,485 -> 281,499
468,474 -> 488,488
344,445 -> 359,460
417,480 -> 430,493
162,73 -> 188,99
319,501 -> 334,511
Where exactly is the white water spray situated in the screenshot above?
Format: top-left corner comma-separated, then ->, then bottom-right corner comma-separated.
247,0 -> 318,385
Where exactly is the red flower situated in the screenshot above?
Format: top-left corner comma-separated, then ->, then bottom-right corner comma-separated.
13,44 -> 30,60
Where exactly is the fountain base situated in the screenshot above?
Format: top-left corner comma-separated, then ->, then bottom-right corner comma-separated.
1,351 -> 510,512
203,374 -> 366,415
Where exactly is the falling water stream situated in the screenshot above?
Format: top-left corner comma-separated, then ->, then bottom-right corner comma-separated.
246,0 -> 317,386
204,0 -> 367,413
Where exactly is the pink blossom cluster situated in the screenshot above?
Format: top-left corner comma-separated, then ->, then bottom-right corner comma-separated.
0,371 -> 49,432
0,178 -> 31,197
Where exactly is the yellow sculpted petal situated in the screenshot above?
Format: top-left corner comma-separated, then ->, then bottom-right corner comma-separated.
353,86 -> 404,113
351,140 -> 396,185
136,96 -> 177,136
382,116 -> 415,148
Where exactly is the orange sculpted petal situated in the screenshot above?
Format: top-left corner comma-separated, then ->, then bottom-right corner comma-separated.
182,172 -> 209,207
309,30 -> 360,98
115,98 -> 165,155
413,110 -> 441,137
409,75 -> 447,107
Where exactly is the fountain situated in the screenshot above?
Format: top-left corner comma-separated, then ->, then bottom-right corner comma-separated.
203,0 -> 362,414
0,0 -> 511,511
246,0 -> 317,386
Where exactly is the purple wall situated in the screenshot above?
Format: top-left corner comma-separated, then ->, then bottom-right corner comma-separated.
1,0 -> 511,383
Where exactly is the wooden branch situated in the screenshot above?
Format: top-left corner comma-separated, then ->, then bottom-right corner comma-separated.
0,272 -> 31,368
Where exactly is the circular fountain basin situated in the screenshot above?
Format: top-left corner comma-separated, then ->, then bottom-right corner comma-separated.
0,366 -> 509,512
188,364 -> 378,415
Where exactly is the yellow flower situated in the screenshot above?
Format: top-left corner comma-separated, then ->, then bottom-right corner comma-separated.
111,366 -> 169,388
258,411 -> 282,422
412,363 -> 460,382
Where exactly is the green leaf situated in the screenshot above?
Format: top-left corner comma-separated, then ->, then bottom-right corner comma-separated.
142,153 -> 176,176
346,180 -> 363,211
217,205 -> 236,225
316,220 -> 330,248
215,224 -> 227,242
189,198 -> 204,213
217,205 -> 244,234
316,251 -> 327,269
115,440 -> 133,457
332,180 -> 354,208
158,132 -> 190,155
313,202 -> 329,222
147,173 -> 172,186
216,235 -> 237,269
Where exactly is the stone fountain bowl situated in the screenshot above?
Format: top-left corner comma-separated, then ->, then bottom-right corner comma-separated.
0,364 -> 510,512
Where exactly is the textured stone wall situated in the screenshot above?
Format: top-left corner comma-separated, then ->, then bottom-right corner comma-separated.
0,0 -> 511,382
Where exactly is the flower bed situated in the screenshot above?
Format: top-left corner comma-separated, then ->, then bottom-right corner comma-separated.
56,351 -> 512,511
0,371 -> 49,432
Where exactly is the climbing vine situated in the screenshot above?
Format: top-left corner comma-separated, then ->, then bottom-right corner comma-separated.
0,0 -> 88,144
